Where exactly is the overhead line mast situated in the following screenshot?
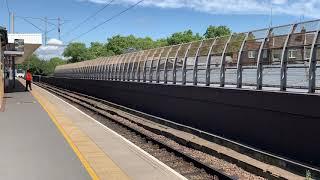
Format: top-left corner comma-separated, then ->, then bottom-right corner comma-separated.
14,15 -> 69,44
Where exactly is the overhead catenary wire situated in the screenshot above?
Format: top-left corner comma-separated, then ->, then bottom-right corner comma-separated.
3,0 -> 69,41
14,15 -> 70,43
5,0 -> 10,14
14,16 -> 70,22
46,21 -> 69,34
15,16 -> 43,20
68,0 -> 144,43
16,16 -> 44,32
63,0 -> 115,37
15,16 -> 66,28
5,0 -> 10,31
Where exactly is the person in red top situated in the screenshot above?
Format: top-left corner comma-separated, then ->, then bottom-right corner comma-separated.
25,70 -> 32,91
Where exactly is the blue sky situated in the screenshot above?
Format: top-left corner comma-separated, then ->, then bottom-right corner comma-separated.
0,0 -> 318,59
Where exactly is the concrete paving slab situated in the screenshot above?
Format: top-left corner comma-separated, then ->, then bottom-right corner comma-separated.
0,80 -> 90,180
34,82 -> 186,180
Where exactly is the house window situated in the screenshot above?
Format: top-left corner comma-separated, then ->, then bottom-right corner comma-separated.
304,48 -> 311,60
248,51 -> 256,59
288,49 -> 297,59
272,52 -> 281,62
263,50 -> 268,59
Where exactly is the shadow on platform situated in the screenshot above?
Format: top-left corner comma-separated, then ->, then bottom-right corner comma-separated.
5,79 -> 27,93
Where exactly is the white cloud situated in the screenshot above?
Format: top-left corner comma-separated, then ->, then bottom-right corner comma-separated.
47,38 -> 64,46
272,0 -> 288,5
35,38 -> 66,60
84,0 -> 320,18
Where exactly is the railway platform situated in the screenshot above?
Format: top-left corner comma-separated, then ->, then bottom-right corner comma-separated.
0,79 -> 185,180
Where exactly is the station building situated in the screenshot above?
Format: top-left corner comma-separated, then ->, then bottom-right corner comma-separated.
0,26 -> 42,109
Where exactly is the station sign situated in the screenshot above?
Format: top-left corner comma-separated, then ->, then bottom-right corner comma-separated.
14,39 -> 24,52
4,51 -> 24,56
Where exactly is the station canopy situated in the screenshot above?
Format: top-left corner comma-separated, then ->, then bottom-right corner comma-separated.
8,33 -> 42,64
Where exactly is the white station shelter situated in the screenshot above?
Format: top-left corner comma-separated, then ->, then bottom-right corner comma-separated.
4,33 -> 42,89
7,33 -> 42,64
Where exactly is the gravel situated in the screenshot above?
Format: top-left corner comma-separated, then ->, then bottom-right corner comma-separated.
40,83 -> 265,180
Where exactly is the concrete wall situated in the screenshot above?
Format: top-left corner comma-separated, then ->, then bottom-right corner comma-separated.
41,77 -> 320,169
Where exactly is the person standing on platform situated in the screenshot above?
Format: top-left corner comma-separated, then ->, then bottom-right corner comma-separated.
25,70 -> 32,91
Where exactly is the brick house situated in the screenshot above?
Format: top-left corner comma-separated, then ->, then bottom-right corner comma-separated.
230,30 -> 319,66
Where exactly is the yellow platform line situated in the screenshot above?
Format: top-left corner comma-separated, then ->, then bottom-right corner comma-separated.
31,89 -> 100,180
29,83 -> 130,180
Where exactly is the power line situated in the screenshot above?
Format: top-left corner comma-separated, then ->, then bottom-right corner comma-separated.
15,15 -> 70,43
47,21 -> 68,33
5,0 -> 10,14
15,16 -> 70,22
47,18 -> 69,21
63,0 -> 115,37
15,16 -> 43,20
15,16 -> 63,28
43,18 -> 57,27
5,0 -> 10,32
68,0 -> 144,43
47,27 -> 56,33
16,16 -> 43,32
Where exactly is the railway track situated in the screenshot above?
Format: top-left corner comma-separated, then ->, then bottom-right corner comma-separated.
36,82 -> 268,180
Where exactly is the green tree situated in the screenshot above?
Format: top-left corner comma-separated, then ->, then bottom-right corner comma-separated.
22,55 -> 66,76
105,35 -> 135,55
204,26 -> 232,39
44,57 -> 66,75
136,37 -> 157,50
166,30 -> 202,45
227,33 -> 247,53
61,26 -> 233,60
63,42 -> 90,63
154,38 -> 168,47
105,35 -> 160,55
22,55 -> 46,75
88,42 -> 114,59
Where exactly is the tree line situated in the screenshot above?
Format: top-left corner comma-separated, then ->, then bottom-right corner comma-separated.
64,25 -> 231,63
20,55 -> 66,76
24,25 -> 231,75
